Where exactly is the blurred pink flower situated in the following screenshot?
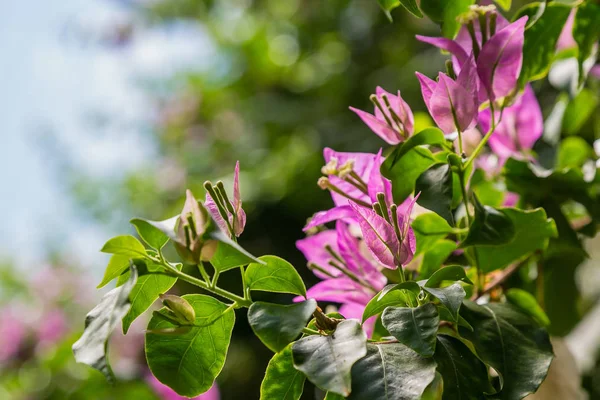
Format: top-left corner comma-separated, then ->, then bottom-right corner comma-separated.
0,308 -> 27,362
146,374 -> 220,400
36,309 -> 68,348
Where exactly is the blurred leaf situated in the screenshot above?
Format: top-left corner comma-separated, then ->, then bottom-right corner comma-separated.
557,136 -> 593,169
120,263 -> 181,334
363,286 -> 412,321
517,2 -> 572,86
475,207 -> 557,273
495,0 -> 512,11
347,342 -> 437,399
377,0 -> 423,20
471,169 -> 505,207
573,2 -> 600,85
412,212 -> 454,253
416,163 -> 455,225
418,239 -> 458,279
420,0 -> 474,37
421,283 -> 465,320
506,288 -> 550,327
245,255 -> 306,297
100,235 -> 147,258
146,294 -> 235,397
382,303 -> 439,357
562,89 -> 599,136
248,299 -> 317,353
425,265 -> 473,287
260,345 -> 306,400
97,254 -> 132,288
73,265 -> 137,383
130,218 -> 171,250
382,147 -> 439,204
292,320 -> 367,397
459,301 -> 553,400
461,194 -> 516,247
434,335 -> 492,399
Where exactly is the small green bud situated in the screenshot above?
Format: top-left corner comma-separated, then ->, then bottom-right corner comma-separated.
159,294 -> 196,325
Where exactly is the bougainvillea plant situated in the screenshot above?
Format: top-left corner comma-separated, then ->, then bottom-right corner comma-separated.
73,1 -> 600,399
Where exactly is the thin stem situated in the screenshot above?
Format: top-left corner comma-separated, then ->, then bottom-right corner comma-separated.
464,103 -> 500,169
240,265 -> 249,301
161,261 -> 251,307
457,127 -> 464,156
211,270 -> 220,288
327,261 -> 376,293
198,262 -> 211,283
302,327 -> 320,336
458,169 -> 472,226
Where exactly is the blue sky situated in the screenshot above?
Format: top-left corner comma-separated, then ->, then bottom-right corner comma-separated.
0,1 -> 211,273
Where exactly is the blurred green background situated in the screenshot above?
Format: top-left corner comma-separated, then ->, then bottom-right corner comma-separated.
1,0 -> 599,399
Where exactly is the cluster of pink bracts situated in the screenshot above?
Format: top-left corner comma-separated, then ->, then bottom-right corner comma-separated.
296,7 -> 546,336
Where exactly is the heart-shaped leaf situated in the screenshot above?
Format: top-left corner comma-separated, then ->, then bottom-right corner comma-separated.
130,217 -> 172,250
101,235 -> 147,258
245,256 -> 306,297
292,320 -> 367,397
248,299 -> 317,353
363,286 -> 412,321
146,294 -> 235,397
382,303 -> 439,357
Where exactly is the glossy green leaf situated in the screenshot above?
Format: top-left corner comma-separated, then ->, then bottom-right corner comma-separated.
378,281 -> 422,299
425,266 -> 473,288
260,345 -> 306,400
73,265 -> 137,382
382,146 -> 439,203
573,2 -> 600,85
363,286 -> 412,321
245,255 -> 306,297
434,335 -> 492,399
100,235 -> 147,258
347,342 -> 437,399
130,218 -> 171,250
506,288 -> 550,327
209,230 -> 263,272
292,320 -> 367,397
461,195 -> 515,247
415,163 -> 454,225
517,2 -> 572,85
421,283 -> 465,320
420,0 -> 474,37
146,294 -> 235,397
382,303 -> 439,357
459,301 -> 554,400
97,254 -> 132,288
120,263 -> 181,334
385,128 -> 446,166
248,299 -> 317,353
474,208 -> 557,273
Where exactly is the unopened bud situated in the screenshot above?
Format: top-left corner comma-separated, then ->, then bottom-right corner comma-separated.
175,190 -> 211,264
321,158 -> 339,175
159,294 -> 196,325
318,177 -> 330,190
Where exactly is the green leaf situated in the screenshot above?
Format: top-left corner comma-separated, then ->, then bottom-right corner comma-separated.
97,254 -> 132,288
347,342 -> 437,399
130,218 -> 171,250
420,0 -> 474,37
573,2 -> 600,85
459,301 -> 554,400
558,137 -> 594,169
461,195 -> 516,247
100,235 -> 147,258
474,207 -> 557,273
415,163 -> 454,226
517,2 -> 573,85
562,89 -> 599,136
363,286 -> 412,321
146,294 -> 235,397
421,283 -> 465,320
382,303 -> 439,357
260,345 -> 306,400
434,335 -> 492,399
385,128 -> 446,166
377,0 -> 423,20
506,288 -> 550,327
425,265 -> 473,288
495,0 -> 511,11
324,392 -> 346,400
382,146 -> 439,204
437,306 -> 473,332
120,263 -> 181,334
413,212 -> 453,247
245,255 -> 306,297
73,265 -> 137,382
418,240 -> 458,279
248,299 -> 317,353
292,320 -> 367,397
209,230 -> 263,272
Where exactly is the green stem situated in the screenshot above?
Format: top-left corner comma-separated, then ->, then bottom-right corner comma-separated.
161,261 -> 251,307
198,262 -> 211,283
458,169 -> 472,226
464,103 -> 500,170
302,327 -> 320,336
240,265 -> 249,301
211,270 -> 220,288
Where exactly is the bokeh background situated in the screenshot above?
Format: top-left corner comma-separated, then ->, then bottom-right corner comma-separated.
1,0 -> 599,399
